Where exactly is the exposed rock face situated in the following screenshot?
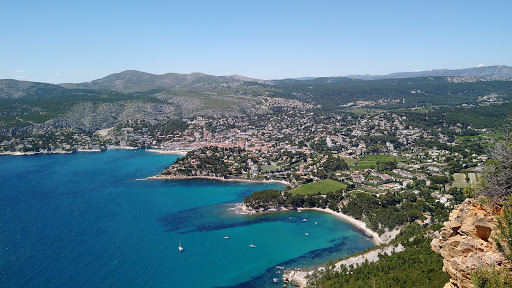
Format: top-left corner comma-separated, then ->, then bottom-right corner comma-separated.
431,199 -> 509,288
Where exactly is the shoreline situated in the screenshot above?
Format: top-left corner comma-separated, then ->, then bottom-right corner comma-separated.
236,203 -> 382,245
106,145 -> 138,150
283,243 -> 404,287
146,175 -> 291,186
145,148 -> 189,155
0,150 -> 75,156
236,203 -> 391,287
303,207 -> 382,245
1,146 -> 136,156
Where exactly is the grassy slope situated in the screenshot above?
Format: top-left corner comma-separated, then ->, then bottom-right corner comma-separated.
452,173 -> 468,189
290,179 -> 347,195
353,154 -> 404,170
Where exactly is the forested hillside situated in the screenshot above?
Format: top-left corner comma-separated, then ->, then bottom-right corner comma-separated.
2,70 -> 512,135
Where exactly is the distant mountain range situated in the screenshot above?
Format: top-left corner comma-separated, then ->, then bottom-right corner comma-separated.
345,65 -> 512,80
2,65 -> 512,135
60,70 -> 265,93
57,65 -> 512,93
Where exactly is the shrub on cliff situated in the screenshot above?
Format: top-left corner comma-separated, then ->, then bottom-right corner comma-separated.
471,266 -> 512,288
477,132 -> 512,204
473,130 -> 512,287
494,197 -> 512,263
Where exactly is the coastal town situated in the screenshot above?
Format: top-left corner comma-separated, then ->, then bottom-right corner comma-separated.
129,109 -> 486,195
2,98 -> 506,287
1,108 -> 487,203
0,95 -> 496,286
5,0 -> 512,286
1,81 -> 510,288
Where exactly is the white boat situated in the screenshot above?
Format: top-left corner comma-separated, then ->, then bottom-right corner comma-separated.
178,240 -> 184,252
315,222 -> 317,224
302,219 -> 307,222
305,233 -> 309,236
249,241 -> 256,248
224,236 -> 229,239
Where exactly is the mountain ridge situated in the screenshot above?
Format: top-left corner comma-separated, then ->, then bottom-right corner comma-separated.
346,65 -> 512,80
55,65 -> 512,93
59,70 -> 267,92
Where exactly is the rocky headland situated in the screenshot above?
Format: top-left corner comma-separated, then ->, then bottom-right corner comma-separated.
431,198 -> 510,288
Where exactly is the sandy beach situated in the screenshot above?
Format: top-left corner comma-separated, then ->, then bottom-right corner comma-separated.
279,209 -> 405,287
106,145 -> 138,150
303,207 -> 382,245
283,243 -> 404,287
236,204 -> 382,245
236,204 -> 399,287
145,149 -> 189,155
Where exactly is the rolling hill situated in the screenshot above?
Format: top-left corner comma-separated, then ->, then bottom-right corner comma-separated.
2,66 -> 512,135
346,65 -> 512,80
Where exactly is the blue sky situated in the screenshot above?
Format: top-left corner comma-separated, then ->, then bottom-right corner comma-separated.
1,0 -> 511,83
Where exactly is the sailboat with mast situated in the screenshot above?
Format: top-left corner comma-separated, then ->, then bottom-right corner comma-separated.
249,240 -> 256,248
178,240 -> 184,252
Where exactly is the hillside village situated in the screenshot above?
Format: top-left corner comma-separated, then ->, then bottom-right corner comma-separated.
113,109 -> 489,212
2,107 -> 488,205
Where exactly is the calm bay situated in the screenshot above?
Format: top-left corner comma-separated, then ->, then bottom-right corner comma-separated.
0,149 -> 374,287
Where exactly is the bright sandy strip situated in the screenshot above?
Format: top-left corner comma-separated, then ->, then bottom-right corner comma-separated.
106,146 -> 137,150
303,207 -> 382,245
284,244 -> 404,287
235,205 -> 382,244
145,149 -> 188,155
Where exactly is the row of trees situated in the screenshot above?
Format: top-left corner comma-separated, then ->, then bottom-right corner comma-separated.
243,189 -> 343,212
340,191 -> 449,234
308,225 -> 449,288
244,188 -> 450,235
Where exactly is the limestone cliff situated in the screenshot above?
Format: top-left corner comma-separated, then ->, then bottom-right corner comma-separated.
431,199 -> 509,288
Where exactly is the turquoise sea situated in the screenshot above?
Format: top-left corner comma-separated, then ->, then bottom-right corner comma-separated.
0,149 -> 374,287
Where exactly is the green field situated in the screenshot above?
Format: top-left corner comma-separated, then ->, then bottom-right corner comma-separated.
453,173 -> 480,189
341,157 -> 358,166
353,154 -> 393,170
362,155 -> 397,161
468,173 -> 479,187
353,154 -> 407,170
261,164 -> 278,173
353,161 -> 377,170
290,179 -> 347,195
452,173 -> 468,189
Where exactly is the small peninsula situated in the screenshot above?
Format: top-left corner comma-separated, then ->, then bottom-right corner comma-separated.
148,145 -> 293,185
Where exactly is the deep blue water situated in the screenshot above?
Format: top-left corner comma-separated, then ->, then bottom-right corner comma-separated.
0,149 -> 374,288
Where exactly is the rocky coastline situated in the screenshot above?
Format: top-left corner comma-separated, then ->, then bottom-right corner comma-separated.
431,198 -> 511,288
147,174 -> 291,186
1,150 -> 75,156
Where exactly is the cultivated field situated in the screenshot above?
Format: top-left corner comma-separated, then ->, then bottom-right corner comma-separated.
290,179 -> 347,195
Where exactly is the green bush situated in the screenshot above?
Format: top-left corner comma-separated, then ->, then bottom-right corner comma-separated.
471,267 -> 512,288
